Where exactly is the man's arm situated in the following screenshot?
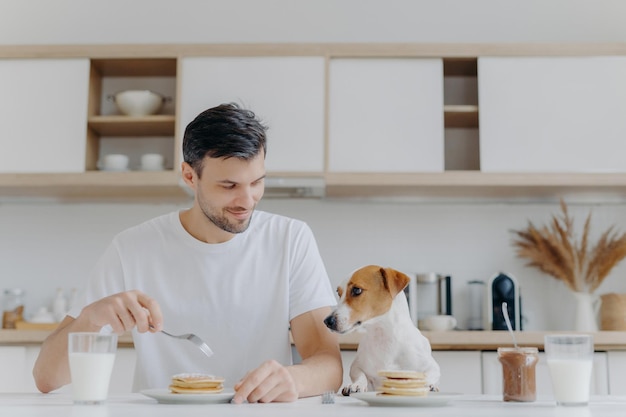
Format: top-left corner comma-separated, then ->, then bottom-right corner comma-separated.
288,306 -> 343,397
32,315 -> 94,393
33,290 -> 162,393
232,306 -> 343,403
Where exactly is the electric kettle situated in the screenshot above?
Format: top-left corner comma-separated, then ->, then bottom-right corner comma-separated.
404,273 -> 452,326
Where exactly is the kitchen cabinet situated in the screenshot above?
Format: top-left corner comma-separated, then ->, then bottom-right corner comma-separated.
0,59 -> 89,173
0,346 -> 27,392
2,330 -> 625,395
3,44 -> 626,201
0,346 -> 493,395
0,54 -> 184,201
443,58 -> 480,171
327,58 -> 444,173
481,351 -> 609,397
0,345 -> 136,394
479,56 -> 626,173
433,351 -> 482,394
340,350 -> 356,388
607,351 -> 626,395
179,57 -> 325,174
328,350 -> 482,394
87,58 -> 177,173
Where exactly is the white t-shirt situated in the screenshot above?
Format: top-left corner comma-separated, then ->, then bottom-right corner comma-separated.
68,210 -> 336,391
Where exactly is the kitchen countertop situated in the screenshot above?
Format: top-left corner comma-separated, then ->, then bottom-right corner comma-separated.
3,329 -> 626,350
2,392 -> 626,417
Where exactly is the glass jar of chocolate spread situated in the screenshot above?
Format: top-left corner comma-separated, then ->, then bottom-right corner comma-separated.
497,347 -> 539,402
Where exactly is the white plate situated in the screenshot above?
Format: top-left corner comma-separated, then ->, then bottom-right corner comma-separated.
351,391 -> 461,407
140,389 -> 234,404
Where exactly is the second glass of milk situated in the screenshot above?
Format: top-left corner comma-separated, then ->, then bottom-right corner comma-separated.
544,334 -> 594,406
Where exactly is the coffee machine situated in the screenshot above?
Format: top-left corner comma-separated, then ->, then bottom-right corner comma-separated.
485,272 -> 522,330
404,273 -> 452,327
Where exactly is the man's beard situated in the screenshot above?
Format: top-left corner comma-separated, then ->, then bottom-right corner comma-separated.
200,203 -> 254,234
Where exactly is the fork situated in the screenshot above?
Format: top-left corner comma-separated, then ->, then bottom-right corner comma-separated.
321,390 -> 336,404
159,329 -> 214,358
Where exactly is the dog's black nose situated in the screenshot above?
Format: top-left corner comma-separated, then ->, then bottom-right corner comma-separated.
324,315 -> 337,330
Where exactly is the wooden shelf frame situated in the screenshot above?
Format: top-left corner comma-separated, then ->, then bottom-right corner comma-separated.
325,172 -> 626,200
0,171 -> 190,202
87,115 -> 176,136
85,56 -> 178,172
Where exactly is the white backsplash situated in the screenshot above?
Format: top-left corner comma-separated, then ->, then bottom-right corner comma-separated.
2,199 -> 626,331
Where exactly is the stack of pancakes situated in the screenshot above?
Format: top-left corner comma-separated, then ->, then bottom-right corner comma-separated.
169,373 -> 225,394
377,370 -> 429,396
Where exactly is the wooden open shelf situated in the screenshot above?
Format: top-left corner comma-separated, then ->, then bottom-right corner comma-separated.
444,105 -> 479,128
88,115 -> 176,136
324,172 -> 626,200
91,58 -> 177,77
0,171 -> 190,202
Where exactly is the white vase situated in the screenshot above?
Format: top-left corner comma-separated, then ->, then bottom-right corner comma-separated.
573,292 -> 600,332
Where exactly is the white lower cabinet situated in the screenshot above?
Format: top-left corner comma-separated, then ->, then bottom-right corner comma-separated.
340,350 -> 357,388
433,351 -> 482,394
339,350 -> 481,394
607,351 -> 626,395
0,346 -> 136,394
2,346 -> 620,396
108,347 -> 137,394
0,347 -> 27,392
482,351 -> 609,397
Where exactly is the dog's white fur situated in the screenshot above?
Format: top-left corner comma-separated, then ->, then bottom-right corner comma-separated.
324,265 -> 440,395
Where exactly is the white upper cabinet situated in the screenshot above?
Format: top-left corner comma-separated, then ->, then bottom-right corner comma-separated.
479,56 -> 626,173
0,59 -> 89,173
178,57 -> 325,173
328,58 -> 445,173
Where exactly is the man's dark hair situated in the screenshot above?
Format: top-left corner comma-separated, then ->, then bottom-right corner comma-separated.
182,103 -> 268,176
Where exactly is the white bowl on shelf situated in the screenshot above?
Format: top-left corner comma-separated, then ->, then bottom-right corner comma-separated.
111,90 -> 165,116
98,154 -> 129,171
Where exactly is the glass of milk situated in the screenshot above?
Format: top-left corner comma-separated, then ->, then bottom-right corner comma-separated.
544,334 -> 594,406
68,332 -> 118,405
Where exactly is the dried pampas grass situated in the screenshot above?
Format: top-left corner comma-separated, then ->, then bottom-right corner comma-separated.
511,199 -> 626,294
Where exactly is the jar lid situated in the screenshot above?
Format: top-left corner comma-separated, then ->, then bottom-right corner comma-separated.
497,347 -> 539,354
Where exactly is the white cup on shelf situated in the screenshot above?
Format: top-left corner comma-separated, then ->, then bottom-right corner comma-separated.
140,153 -> 165,171
99,154 -> 129,171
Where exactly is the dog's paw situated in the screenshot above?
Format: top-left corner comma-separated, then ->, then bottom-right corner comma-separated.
341,383 -> 367,396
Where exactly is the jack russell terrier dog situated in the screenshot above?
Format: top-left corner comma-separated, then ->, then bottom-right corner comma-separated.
324,265 -> 440,395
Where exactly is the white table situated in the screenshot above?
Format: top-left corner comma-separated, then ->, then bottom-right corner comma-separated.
2,393 -> 626,416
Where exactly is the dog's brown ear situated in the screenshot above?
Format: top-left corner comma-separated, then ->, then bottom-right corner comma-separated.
380,267 -> 411,296
336,286 -> 343,298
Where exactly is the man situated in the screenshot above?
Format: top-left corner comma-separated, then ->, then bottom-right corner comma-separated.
33,103 -> 342,403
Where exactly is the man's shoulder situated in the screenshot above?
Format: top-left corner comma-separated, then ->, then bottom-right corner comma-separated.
114,211 -> 177,242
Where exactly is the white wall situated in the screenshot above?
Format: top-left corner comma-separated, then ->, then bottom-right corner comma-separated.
2,0 -> 626,44
3,0 -> 626,331
3,199 -> 626,331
